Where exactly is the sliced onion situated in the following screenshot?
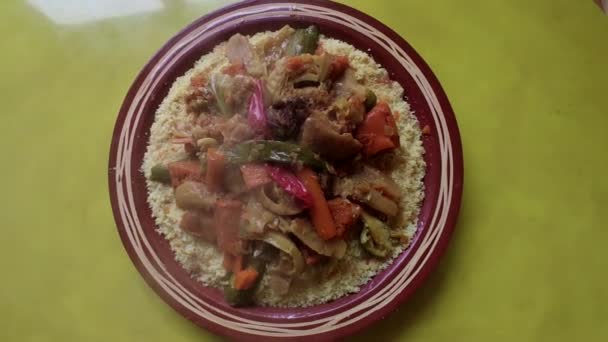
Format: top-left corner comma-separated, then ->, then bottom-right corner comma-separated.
255,231 -> 304,274
257,183 -> 303,216
366,189 -> 399,217
289,219 -> 347,259
226,33 -> 265,77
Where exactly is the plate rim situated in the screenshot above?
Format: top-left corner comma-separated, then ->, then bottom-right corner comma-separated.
108,0 -> 463,340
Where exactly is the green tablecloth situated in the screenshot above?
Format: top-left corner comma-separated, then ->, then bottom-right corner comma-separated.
2,0 -> 607,341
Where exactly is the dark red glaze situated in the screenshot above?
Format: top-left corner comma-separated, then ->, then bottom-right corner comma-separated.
108,0 -> 463,341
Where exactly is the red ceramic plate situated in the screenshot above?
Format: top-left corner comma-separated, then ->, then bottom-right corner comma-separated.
108,0 -> 463,340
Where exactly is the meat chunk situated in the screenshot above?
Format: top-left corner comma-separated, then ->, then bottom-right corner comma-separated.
267,97 -> 313,140
300,115 -> 362,161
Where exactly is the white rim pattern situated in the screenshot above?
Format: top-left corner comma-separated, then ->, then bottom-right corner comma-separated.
114,3 -> 455,337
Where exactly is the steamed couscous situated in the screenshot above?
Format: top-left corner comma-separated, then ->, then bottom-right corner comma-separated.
142,25 -> 425,308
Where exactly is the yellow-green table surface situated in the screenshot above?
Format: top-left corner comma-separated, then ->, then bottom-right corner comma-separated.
2,0 -> 607,341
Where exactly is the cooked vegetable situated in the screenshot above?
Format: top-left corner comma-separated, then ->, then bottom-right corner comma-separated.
145,26 -> 421,307
233,254 -> 244,273
328,55 -> 349,81
265,272 -> 291,296
422,125 -> 431,135
196,137 -> 218,152
247,79 -> 269,137
355,102 -> 400,157
367,189 -> 399,216
256,231 -> 304,274
210,72 -> 255,116
360,211 -> 392,258
218,114 -> 255,146
240,198 -> 277,238
174,181 -> 217,210
364,166 -> 402,200
226,140 -> 330,172
266,165 -> 313,207
179,210 -> 216,242
286,25 -> 320,56
168,160 -> 203,188
256,25 -> 295,67
294,73 -> 321,88
266,97 -> 313,140
240,163 -> 271,190
214,199 -> 243,255
265,58 -> 289,103
150,164 -> 171,184
317,53 -> 332,82
234,267 -> 260,290
226,33 -> 265,77
224,275 -> 256,307
205,148 -> 226,192
289,219 -> 346,258
210,72 -> 230,115
223,166 -> 247,194
301,245 -> 322,265
333,166 -> 401,217
327,198 -> 362,237
257,183 -> 303,216
364,89 -> 377,111
223,252 -> 235,271
300,115 -> 362,161
296,167 -> 337,240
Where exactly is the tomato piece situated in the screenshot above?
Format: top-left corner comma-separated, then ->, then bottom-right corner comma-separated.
355,102 -> 400,157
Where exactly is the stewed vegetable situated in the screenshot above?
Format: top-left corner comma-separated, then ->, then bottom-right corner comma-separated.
146,25 -> 416,307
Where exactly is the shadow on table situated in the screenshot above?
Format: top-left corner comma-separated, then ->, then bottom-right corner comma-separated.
351,192 -> 472,342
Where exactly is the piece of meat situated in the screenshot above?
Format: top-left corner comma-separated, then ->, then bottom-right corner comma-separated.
300,115 -> 362,161
267,97 -> 313,140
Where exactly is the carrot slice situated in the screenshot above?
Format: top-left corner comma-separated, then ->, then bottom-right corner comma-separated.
232,254 -> 244,274
168,160 -> 202,188
296,168 -> 337,240
234,267 -> 259,290
223,252 -> 235,271
240,163 -> 271,190
206,148 -> 226,192
214,199 -> 243,255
